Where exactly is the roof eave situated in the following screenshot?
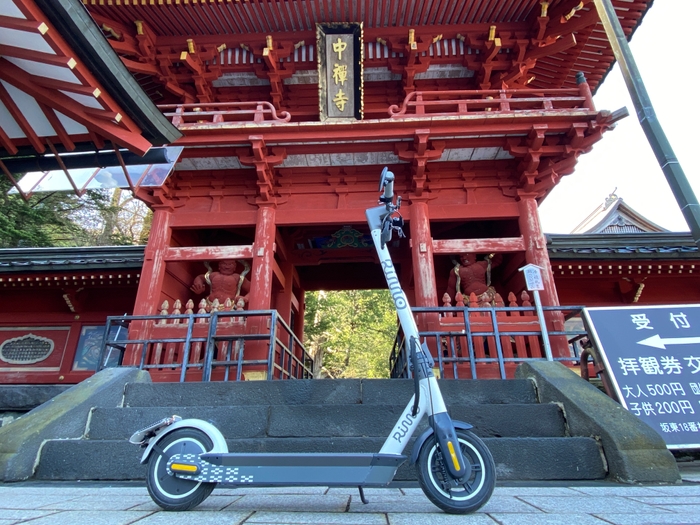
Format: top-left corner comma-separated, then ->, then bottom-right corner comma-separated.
34,0 -> 182,146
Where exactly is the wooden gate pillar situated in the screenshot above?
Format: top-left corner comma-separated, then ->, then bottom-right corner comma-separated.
517,193 -> 559,306
249,204 -> 277,311
245,204 -> 277,379
410,200 -> 439,340
517,192 -> 568,357
125,207 -> 172,365
410,201 -> 438,308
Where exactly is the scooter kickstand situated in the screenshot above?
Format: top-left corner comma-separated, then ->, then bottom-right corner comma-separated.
357,486 -> 369,504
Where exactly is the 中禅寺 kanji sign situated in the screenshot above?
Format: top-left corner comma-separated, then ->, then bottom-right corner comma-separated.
317,23 -> 363,120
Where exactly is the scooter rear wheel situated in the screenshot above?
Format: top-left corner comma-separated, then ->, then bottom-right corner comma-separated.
146,428 -> 216,511
416,429 -> 495,514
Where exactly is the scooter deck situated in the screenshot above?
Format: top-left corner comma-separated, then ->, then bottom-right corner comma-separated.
169,452 -> 406,486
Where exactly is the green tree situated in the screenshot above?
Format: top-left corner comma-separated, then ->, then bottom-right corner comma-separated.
0,177 -> 96,247
0,178 -> 149,247
304,289 -> 398,378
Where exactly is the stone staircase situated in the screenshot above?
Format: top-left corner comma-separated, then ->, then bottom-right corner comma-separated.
34,378 -> 607,482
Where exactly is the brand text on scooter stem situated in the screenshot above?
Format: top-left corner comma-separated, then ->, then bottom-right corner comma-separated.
393,406 -> 420,443
381,259 -> 408,310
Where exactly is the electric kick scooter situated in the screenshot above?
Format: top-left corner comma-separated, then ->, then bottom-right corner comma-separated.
130,167 -> 496,514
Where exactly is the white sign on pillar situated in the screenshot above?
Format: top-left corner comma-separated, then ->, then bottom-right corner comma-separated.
521,263 -> 544,291
518,263 -> 552,361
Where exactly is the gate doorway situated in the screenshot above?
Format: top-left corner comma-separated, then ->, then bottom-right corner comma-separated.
303,289 -> 397,379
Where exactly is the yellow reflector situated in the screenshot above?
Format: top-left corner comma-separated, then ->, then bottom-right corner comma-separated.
447,441 -> 462,472
171,463 -> 198,473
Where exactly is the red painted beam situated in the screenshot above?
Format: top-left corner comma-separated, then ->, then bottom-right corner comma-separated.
0,14 -> 48,34
0,44 -> 76,69
0,58 -> 151,155
164,245 -> 254,262
0,80 -> 45,153
0,125 -> 18,155
169,114 -> 599,148
433,237 -> 526,254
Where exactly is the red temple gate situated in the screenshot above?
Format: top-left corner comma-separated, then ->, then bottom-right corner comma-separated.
0,0 -> 659,382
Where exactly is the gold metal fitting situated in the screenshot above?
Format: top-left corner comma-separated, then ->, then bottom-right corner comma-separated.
488,25 -> 496,41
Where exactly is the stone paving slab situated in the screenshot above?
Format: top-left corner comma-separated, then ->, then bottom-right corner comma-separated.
245,511 -> 389,524
568,486 -> 671,496
642,485 -> 700,495
628,496 -> 700,504
15,511 -> 153,525
655,503 -> 700,513
595,514 -> 700,525
131,511 -> 251,524
0,494 -> 78,510
37,495 -> 152,511
0,510 -> 58,522
387,513 -> 498,524
491,487 -> 584,496
516,495 -> 672,514
488,514 -> 609,525
130,495 -> 243,512
3,480 -> 700,524
479,496 -> 544,513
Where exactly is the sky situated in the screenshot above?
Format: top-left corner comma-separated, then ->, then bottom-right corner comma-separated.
538,0 -> 700,234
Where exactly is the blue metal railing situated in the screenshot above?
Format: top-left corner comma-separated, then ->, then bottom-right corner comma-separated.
98,310 -> 313,381
390,305 -> 588,380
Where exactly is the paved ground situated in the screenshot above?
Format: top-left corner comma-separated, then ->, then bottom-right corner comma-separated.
1,464 -> 699,525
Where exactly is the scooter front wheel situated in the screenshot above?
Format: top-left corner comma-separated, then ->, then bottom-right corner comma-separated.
416,429 -> 495,514
146,428 -> 216,511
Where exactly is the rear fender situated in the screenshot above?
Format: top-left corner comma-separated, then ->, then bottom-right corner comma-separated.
409,420 -> 473,465
139,419 -> 228,464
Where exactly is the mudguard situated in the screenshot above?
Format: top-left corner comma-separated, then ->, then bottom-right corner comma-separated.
409,420 -> 473,465
138,418 -> 228,464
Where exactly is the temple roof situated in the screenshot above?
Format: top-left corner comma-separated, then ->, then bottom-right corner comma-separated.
83,0 -> 653,100
0,245 -> 145,273
547,232 -> 698,260
571,192 -> 669,234
0,0 -> 181,160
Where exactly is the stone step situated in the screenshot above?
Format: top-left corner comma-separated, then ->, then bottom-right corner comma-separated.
123,379 -> 538,408
35,436 -> 606,482
87,403 -> 565,441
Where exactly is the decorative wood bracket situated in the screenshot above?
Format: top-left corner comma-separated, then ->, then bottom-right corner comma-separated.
394,129 -> 444,197
387,30 -> 434,95
237,135 -> 287,203
252,36 -> 296,110
103,19 -> 224,104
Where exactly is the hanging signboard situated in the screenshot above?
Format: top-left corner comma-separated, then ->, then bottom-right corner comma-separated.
317,23 -> 363,121
583,305 -> 700,449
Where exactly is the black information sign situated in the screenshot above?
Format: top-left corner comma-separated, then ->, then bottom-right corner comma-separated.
584,305 -> 700,449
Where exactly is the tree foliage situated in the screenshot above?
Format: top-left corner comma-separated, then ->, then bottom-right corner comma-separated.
0,178 -> 150,248
304,289 -> 398,378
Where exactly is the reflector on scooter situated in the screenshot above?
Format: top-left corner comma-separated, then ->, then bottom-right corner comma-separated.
447,441 -> 462,472
170,463 -> 199,473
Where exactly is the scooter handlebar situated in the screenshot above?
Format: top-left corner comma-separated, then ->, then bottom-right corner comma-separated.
379,167 -> 395,202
